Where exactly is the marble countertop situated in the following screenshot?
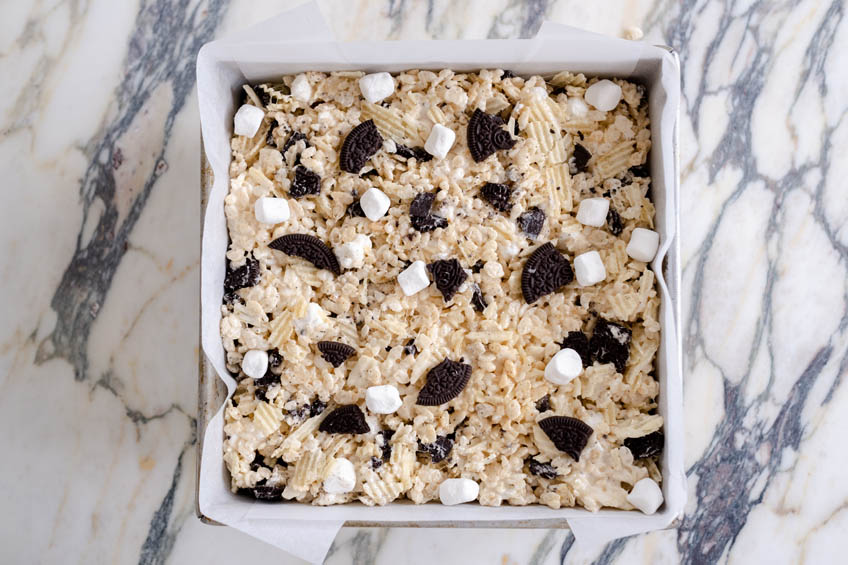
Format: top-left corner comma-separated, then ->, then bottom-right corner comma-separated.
2,0 -> 846,563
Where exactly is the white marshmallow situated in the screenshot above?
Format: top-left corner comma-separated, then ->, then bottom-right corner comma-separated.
424,124 -> 456,159
358,72 -> 395,104
290,73 -> 312,103
585,79 -> 622,111
626,228 -> 660,263
397,260 -> 430,296
568,97 -> 589,117
254,197 -> 290,225
623,26 -> 644,40
365,385 -> 403,414
439,478 -> 479,505
360,187 -> 391,221
294,303 -> 328,335
336,234 -> 371,270
241,350 -> 268,379
233,104 -> 265,137
574,250 -> 607,287
627,477 -> 664,514
544,348 -> 583,385
576,197 -> 610,227
323,458 -> 356,494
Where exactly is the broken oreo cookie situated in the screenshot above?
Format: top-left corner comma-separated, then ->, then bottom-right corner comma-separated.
289,165 -> 321,198
607,208 -> 624,236
624,431 -> 664,459
269,234 -> 340,275
427,259 -> 468,302
538,416 -> 593,461
395,144 -> 433,162
409,192 -> 448,233
479,182 -> 512,212
317,341 -> 356,368
517,207 -> 545,238
339,120 -> 382,173
560,331 -> 591,367
521,242 -> 574,304
250,485 -> 284,501
417,358 -> 472,405
467,109 -> 516,162
526,457 -> 558,479
589,319 -> 631,373
470,284 -> 488,312
417,435 -> 454,463
224,255 -> 261,299
319,404 -> 370,434
572,144 -> 592,173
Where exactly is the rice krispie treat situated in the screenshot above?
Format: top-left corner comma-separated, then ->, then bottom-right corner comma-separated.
220,69 -> 664,513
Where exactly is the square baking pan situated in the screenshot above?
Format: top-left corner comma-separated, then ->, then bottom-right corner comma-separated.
196,18 -> 683,532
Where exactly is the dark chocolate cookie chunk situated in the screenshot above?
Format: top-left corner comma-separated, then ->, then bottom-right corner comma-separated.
590,319 -> 632,373
378,429 -> 395,461
417,359 -> 472,405
319,404 -> 370,434
250,485 -> 284,500
266,118 -> 279,147
317,341 -> 356,368
526,457 -> 558,479
411,213 -> 448,232
535,394 -> 551,413
347,200 -> 366,217
403,338 -> 418,356
309,398 -> 327,417
573,143 -> 592,173
289,165 -> 321,198
624,431 -> 664,459
370,456 -> 383,469
224,257 -> 261,304
417,435 -> 455,463
471,284 -> 488,312
395,144 -> 433,162
479,182 -> 512,212
538,416 -> 593,461
471,259 -> 485,274
340,120 -> 382,173
517,207 -> 546,238
282,131 -> 309,162
427,259 -> 468,302
629,163 -> 649,178
410,192 -> 436,217
607,208 -> 624,236
521,242 -> 574,304
269,234 -> 340,275
560,331 -> 591,367
467,109 -> 516,162
501,70 -> 516,79
267,349 -> 283,369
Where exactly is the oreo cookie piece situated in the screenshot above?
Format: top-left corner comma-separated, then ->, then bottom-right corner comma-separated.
471,259 -> 485,274
317,341 -> 356,368
624,431 -> 664,459
410,192 -> 436,217
378,429 -> 395,461
538,416 -> 594,461
395,144 -> 433,162
572,144 -> 592,173
224,256 -> 261,296
319,404 -> 370,434
269,234 -> 340,275
266,118 -> 278,147
427,259 -> 468,302
479,182 -> 512,212
267,349 -> 283,369
370,456 -> 383,469
517,207 -> 545,238
340,120 -> 382,173
403,338 -> 418,356
629,163 -> 649,178
467,109 -> 516,162
589,319 -> 632,373
501,70 -> 516,79
471,284 -> 487,312
250,485 -> 284,501
347,200 -> 366,217
535,394 -> 551,413
411,214 -> 448,232
607,208 -> 624,236
526,457 -> 558,479
417,435 -> 454,463
282,131 -> 309,157
250,453 -> 268,471
560,331 -> 591,367
416,359 -> 472,405
289,165 -> 321,198
309,398 -> 327,417
521,242 -> 574,304
409,192 -> 448,233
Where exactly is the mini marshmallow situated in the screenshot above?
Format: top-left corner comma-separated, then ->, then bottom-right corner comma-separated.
438,478 -> 479,505
360,187 -> 391,221
254,197 -> 290,225
359,72 -> 395,104
576,197 -> 610,227
568,97 -> 589,118
574,250 -> 607,287
585,79 -> 622,112
424,124 -> 456,159
365,385 -> 403,414
323,458 -> 356,494
627,477 -> 664,514
623,26 -> 644,41
544,348 -> 583,385
294,303 -> 328,335
626,228 -> 660,263
336,234 -> 371,270
397,260 -> 430,296
233,104 -> 264,137
241,350 -> 268,379
290,73 -> 312,103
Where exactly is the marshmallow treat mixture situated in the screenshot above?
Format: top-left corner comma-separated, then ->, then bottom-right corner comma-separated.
221,69 -> 664,512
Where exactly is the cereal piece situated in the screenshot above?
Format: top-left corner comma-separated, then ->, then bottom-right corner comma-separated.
427,259 -> 468,302
360,187 -> 391,221
479,182 -> 512,212
544,348 -> 583,385
517,207 -> 545,238
572,144 -> 592,173
254,197 -> 291,224
521,243 -> 574,304
336,234 -> 371,269
585,79 -> 622,111
624,431 -> 664,459
424,124 -> 456,159
294,303 -> 328,336
359,72 -> 395,104
340,120 -> 383,173
365,385 -> 403,414
269,234 -> 341,275
560,331 -> 590,367
574,250 -> 606,286
538,416 -> 593,461
590,319 -> 632,373
526,457 -> 558,479
319,405 -> 370,434
576,197 -> 609,227
290,73 -> 312,103
233,104 -> 264,137
626,228 -> 660,262
568,97 -> 589,118
289,165 -> 321,199
241,350 -> 269,379
317,341 -> 356,368
416,359 -> 472,406
627,478 -> 663,514
398,260 -> 430,296
439,478 -> 479,505
467,109 -> 516,162
607,208 -> 624,236
324,458 -> 356,494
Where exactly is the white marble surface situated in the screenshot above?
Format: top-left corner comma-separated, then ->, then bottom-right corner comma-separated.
1,0 -> 847,563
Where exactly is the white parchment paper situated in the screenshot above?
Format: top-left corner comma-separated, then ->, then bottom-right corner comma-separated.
197,3 -> 684,562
